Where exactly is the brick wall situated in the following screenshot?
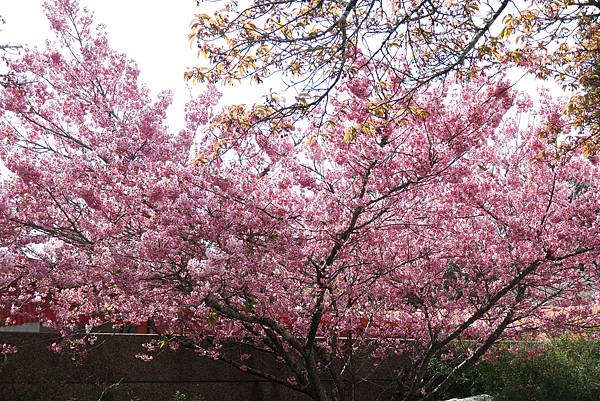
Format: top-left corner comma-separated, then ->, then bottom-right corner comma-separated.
0,332 -> 400,401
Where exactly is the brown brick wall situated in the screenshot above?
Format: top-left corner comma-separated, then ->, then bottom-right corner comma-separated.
0,333 -> 399,401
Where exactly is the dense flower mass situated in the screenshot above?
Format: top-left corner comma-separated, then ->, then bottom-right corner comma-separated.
0,1 -> 598,401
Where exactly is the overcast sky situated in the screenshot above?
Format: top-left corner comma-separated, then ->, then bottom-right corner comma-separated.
1,0 -> 565,133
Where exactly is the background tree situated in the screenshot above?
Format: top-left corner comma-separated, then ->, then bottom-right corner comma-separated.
1,2 -> 599,401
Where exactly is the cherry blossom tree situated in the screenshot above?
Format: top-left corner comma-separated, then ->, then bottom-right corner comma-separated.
189,0 -> 600,154
1,1 -> 599,401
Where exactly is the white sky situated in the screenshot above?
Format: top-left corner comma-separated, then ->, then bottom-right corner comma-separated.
1,0 -> 566,135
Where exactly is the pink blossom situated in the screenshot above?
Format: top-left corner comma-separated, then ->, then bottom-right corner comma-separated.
135,353 -> 154,362
1,343 -> 17,355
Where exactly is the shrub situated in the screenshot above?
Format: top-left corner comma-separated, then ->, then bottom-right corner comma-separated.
476,335 -> 600,401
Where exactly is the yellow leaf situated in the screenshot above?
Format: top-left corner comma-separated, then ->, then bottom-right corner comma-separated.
309,27 -> 321,36
363,123 -> 371,135
344,127 -> 358,143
